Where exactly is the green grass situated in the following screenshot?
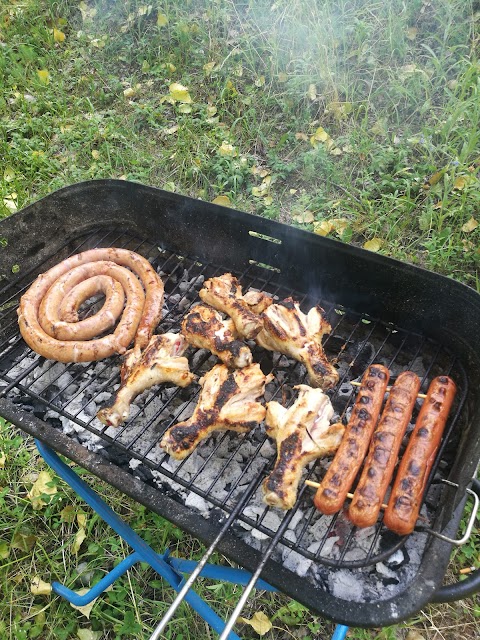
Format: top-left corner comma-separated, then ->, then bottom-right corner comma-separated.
1,0 -> 480,638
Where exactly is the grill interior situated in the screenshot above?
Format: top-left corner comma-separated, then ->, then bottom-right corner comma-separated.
0,226 -> 468,575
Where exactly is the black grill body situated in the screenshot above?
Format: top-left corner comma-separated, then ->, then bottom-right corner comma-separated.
0,180 -> 479,627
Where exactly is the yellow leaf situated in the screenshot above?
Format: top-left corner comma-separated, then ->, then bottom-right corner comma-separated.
70,589 -> 97,619
370,118 -> 387,136
406,27 -> 418,40
37,69 -> 50,84
53,28 -> 66,43
78,2 -> 97,21
60,505 -> 76,522
289,188 -> 297,194
310,127 -> 332,148
27,470 -> 57,510
212,195 -> 231,206
77,513 -> 87,528
218,142 -> 237,157
77,629 -> 102,640
157,12 -> 168,26
31,576 -> 52,596
169,82 -> 192,103
178,104 -> 192,113
295,132 -> 308,141
330,146 -> 342,156
453,175 -> 475,190
307,84 -> 317,100
137,5 -> 152,17
363,238 -> 383,252
238,611 -> 272,636
0,450 -> 5,467
163,125 -> 178,135
164,181 -> 176,192
314,220 -> 334,236
123,87 -> 136,98
278,72 -> 288,83
165,62 -> 176,73
91,150 -> 99,159
225,79 -> 237,96
203,62 -> 216,75
462,217 -> 478,233
4,166 -> 15,182
206,105 -> 217,117
72,527 -> 86,554
293,210 -> 314,224
263,196 -> 273,206
330,218 -> 349,236
255,75 -> 265,87
325,101 -> 353,120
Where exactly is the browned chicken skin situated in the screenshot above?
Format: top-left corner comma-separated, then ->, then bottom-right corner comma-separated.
181,303 -> 253,368
97,333 -> 194,427
160,363 -> 272,460
199,273 -> 272,339
263,385 -> 345,510
256,298 -> 339,389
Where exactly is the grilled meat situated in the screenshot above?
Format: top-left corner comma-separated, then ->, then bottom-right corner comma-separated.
97,333 -> 194,427
263,385 -> 344,509
161,363 -> 272,460
256,298 -> 338,389
181,303 -> 252,368
199,273 -> 272,339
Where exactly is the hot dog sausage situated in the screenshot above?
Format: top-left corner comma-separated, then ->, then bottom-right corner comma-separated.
17,248 -> 164,362
348,371 -> 421,528
314,364 -> 390,515
383,375 -> 457,536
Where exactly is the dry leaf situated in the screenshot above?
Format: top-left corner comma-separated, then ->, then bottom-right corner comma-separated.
218,142 -> 237,157
157,12 -> 168,26
203,62 -> 216,75
77,513 -> 87,528
264,196 -> 273,206
27,470 -> 57,510
73,527 -> 86,554
325,101 -> 352,120
212,195 -> 231,207
255,75 -> 265,87
289,188 -> 297,194
53,28 -> 66,43
163,125 -> 178,135
137,5 -> 152,17
311,127 -> 329,144
0,450 -> 6,467
78,2 -> 97,21
123,87 -> 136,98
295,132 -> 308,141
453,175 -> 475,190
405,632 -> 426,640
314,220 -> 334,236
238,611 -> 272,636
178,104 -> 192,113
60,505 -> 76,522
363,238 -> 383,252
293,210 -> 314,224
3,166 -> 14,182
330,218 -> 349,236
462,217 -> 478,233
91,150 -> 99,160
0,540 -> 9,560
11,531 -> 37,551
307,84 -> 317,100
31,576 -> 52,596
37,69 -> 50,84
169,82 -> 192,103
406,27 -> 418,40
77,629 -> 102,640
278,72 -> 288,83
70,589 -> 97,619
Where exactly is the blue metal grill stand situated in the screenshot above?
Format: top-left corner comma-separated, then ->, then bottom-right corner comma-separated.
35,439 -> 349,640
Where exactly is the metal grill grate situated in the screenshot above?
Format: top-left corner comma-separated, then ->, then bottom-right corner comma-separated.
0,226 -> 468,572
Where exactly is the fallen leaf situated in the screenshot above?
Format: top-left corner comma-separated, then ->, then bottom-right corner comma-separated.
137,5 -> 152,17
31,576 -> 52,596
218,142 -> 237,157
263,196 -> 273,206
0,540 -> 10,559
406,27 -> 418,40
70,589 -> 97,619
425,168 -> 446,188
89,36 -> 107,48
314,220 -> 334,236
203,62 -> 216,75
462,217 -> 478,233
293,210 -> 314,224
60,505 -> 76,522
169,82 -> 192,103
3,166 -> 14,182
77,513 -> 87,528
163,125 -> 178,135
405,632 -> 426,640
37,69 -> 50,84
123,87 -> 136,98
178,104 -> 192,113
91,150 -> 99,159
363,238 -> 383,252
206,105 -> 217,117
255,75 -> 265,87
157,12 -> 168,26
295,132 -> 308,141
212,195 -> 231,206
27,470 -> 57,510
0,450 -> 5,467
53,28 -> 66,43
307,83 -> 317,100
77,629 -> 102,640
165,62 -> 176,73
73,527 -> 86,554
325,101 -> 353,120
370,118 -> 388,136
453,175 -> 474,190
11,531 -> 37,552
238,611 -> 272,636
330,218 -> 350,236
78,2 -> 97,21
278,72 -> 288,83
289,188 -> 297,194
311,127 -> 329,144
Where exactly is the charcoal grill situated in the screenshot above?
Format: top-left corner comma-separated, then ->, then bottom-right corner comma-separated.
0,180 -> 479,636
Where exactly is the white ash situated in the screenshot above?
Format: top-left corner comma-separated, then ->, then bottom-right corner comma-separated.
129,458 -> 142,471
184,492 -> 210,516
282,549 -> 312,577
329,569 -> 365,601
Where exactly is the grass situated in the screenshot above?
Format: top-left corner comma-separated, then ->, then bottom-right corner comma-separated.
1,0 -> 479,638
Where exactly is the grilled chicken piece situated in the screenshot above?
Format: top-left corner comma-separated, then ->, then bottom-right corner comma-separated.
97,333 -> 194,427
199,273 -> 272,339
256,298 -> 339,389
181,304 -> 253,368
161,363 -> 272,460
263,385 -> 345,510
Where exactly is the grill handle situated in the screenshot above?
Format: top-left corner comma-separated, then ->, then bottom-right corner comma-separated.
431,478 -> 480,603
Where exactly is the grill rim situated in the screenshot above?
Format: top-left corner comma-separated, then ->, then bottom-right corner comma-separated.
1,179 -> 480,627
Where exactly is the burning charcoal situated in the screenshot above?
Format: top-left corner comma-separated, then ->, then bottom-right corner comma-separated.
282,549 -> 312,577
334,382 -> 354,411
347,342 -> 375,379
168,293 -> 181,306
185,492 -> 210,516
375,562 -> 398,581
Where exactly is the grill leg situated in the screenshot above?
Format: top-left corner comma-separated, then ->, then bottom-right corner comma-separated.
332,624 -> 349,640
34,440 -> 242,640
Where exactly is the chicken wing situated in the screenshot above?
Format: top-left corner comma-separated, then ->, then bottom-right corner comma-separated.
263,385 -> 345,509
199,273 -> 272,339
161,363 -> 272,459
181,303 -> 252,368
97,333 -> 194,427
256,298 -> 338,389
